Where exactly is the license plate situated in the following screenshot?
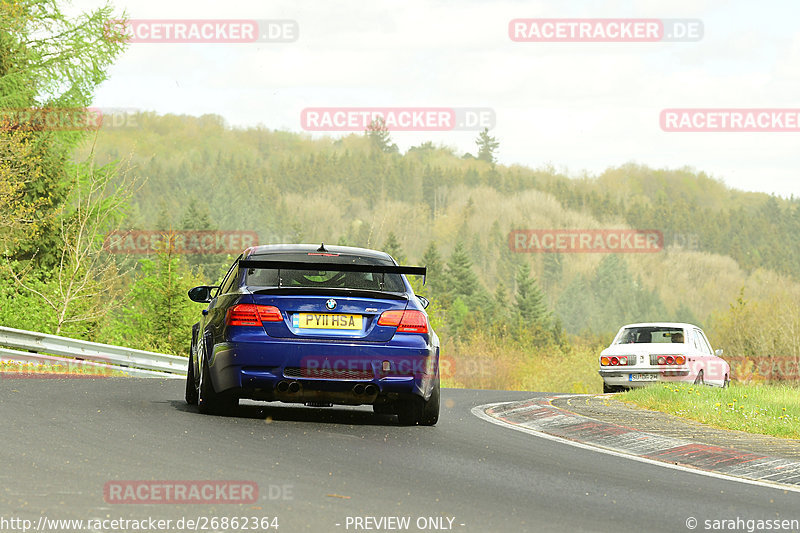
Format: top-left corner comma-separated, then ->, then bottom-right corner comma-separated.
294,313 -> 363,330
629,373 -> 658,382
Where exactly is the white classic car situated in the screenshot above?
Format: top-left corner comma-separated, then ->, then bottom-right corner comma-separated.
598,322 -> 730,393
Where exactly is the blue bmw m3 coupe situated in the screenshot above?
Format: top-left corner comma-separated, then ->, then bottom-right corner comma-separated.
185,243 -> 440,425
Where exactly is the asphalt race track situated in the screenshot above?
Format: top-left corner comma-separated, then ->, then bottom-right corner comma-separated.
0,378 -> 797,532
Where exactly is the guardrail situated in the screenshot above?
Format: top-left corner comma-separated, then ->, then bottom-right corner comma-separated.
0,325 -> 186,379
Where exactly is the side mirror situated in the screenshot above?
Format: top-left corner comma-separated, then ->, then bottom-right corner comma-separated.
188,286 -> 217,303
715,348 -> 724,357
417,295 -> 430,309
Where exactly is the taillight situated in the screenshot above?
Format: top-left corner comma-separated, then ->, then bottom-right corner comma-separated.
600,356 -> 610,366
226,304 -> 282,326
654,355 -> 685,366
377,310 -> 428,333
601,356 -> 627,366
610,356 -> 619,366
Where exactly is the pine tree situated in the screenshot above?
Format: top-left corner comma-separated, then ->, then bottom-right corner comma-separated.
112,248 -> 201,355
180,199 -> 214,230
365,117 -> 399,154
475,128 -> 499,164
514,263 -> 550,326
180,198 -> 221,276
421,242 -> 443,294
383,231 -> 406,264
155,203 -> 173,231
542,253 -> 563,292
445,241 -> 481,300
493,280 -> 510,323
555,277 -> 597,334
421,165 -> 443,217
1,0 -> 127,267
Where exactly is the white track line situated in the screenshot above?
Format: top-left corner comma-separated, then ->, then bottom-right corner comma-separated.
472,401 -> 800,495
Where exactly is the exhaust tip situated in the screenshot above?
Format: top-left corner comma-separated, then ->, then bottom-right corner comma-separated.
276,381 -> 289,393
287,381 -> 300,393
353,384 -> 366,395
364,384 -> 378,396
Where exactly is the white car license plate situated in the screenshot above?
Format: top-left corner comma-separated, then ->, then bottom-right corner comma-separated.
629,373 -> 658,382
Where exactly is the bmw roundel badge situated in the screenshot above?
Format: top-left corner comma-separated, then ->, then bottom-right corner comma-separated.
326,299 -> 337,310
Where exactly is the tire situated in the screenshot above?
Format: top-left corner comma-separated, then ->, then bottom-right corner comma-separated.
603,382 -> 616,394
396,379 -> 440,426
197,356 -> 237,415
185,348 -> 198,405
693,370 -> 705,386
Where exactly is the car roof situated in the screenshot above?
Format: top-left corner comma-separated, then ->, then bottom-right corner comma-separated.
618,322 -> 699,330
244,243 -> 396,262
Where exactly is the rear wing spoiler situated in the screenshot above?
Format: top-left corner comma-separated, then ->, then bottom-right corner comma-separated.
238,259 -> 426,284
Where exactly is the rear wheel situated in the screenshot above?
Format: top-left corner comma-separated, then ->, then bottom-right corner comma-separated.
397,379 -> 440,426
694,370 -> 705,386
603,382 -> 620,393
198,357 -> 237,415
185,348 -> 198,405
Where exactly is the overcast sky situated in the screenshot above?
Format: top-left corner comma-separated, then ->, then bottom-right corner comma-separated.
68,0 -> 800,197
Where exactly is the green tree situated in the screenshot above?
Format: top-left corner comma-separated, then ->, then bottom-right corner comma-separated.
180,199 -> 213,230
105,246 -> 201,355
421,165 -> 443,217
475,127 -> 499,164
0,129 -> 45,250
514,263 -> 550,326
1,0 -> 128,268
365,117 -> 398,154
541,253 -> 563,292
6,156 -> 138,337
555,277 -> 597,335
179,198 -> 222,276
444,241 -> 481,300
382,231 -> 406,263
420,241 -> 443,295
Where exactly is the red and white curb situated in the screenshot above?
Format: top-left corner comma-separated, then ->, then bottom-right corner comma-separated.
473,397 -> 800,494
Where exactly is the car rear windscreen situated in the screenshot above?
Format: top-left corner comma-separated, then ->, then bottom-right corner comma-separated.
614,327 -> 685,344
243,253 -> 406,292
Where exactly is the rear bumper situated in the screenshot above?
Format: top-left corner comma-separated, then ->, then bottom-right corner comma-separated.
598,367 -> 690,388
208,339 -> 437,405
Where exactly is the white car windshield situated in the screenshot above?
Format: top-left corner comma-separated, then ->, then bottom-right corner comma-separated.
614,326 -> 685,344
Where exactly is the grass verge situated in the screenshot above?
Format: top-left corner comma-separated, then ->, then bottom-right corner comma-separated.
439,335 -> 605,393
620,382 -> 800,439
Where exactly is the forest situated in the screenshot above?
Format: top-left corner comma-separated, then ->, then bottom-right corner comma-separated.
3,1 -> 799,391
